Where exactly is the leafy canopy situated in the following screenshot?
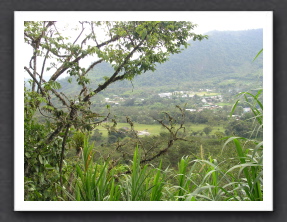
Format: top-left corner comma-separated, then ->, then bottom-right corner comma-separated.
25,21 -> 207,101
24,21 -> 206,193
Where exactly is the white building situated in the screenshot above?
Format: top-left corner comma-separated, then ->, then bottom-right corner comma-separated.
137,130 -> 151,136
243,107 -> 252,113
185,109 -> 196,112
158,93 -> 172,98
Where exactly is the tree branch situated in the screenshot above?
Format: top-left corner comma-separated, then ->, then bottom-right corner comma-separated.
24,66 -> 45,96
38,49 -> 50,94
83,37 -> 146,102
36,73 -> 70,108
82,59 -> 104,76
72,22 -> 85,45
59,124 -> 71,193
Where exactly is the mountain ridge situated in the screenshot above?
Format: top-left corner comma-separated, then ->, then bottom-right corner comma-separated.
59,29 -> 263,94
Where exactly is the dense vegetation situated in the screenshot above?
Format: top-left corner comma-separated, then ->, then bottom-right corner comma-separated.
24,21 -> 263,201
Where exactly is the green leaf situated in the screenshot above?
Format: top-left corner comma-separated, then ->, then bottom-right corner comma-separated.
44,164 -> 54,170
230,99 -> 240,117
38,155 -> 43,164
253,49 -> 263,61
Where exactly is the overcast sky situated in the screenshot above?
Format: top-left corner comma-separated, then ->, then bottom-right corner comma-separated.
21,11 -> 269,33
186,11 -> 267,34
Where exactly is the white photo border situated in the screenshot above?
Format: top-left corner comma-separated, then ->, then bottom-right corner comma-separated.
15,11 -> 273,211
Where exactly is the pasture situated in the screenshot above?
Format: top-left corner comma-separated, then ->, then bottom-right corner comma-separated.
189,91 -> 220,97
95,122 -> 225,137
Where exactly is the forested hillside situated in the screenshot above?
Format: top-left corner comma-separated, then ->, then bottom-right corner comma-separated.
58,29 -> 263,96
59,29 -> 263,94
133,29 -> 263,86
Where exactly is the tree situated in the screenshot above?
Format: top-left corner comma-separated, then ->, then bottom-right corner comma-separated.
24,21 -> 207,187
90,129 -> 103,142
203,126 -> 213,136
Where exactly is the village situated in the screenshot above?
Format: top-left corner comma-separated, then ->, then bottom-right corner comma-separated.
102,88 -> 227,113
79,89 -> 252,139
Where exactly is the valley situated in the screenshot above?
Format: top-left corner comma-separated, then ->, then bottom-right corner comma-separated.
24,22 -> 264,202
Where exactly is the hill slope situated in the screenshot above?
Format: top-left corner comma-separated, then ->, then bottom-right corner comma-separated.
132,29 -> 263,87
60,29 -> 263,94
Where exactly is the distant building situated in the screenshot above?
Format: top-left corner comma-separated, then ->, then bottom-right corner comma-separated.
185,109 -> 196,112
243,107 -> 252,113
158,93 -> 172,98
231,115 -> 240,120
137,130 -> 150,136
174,91 -> 185,94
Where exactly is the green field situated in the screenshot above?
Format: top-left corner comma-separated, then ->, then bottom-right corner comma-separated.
215,102 -> 232,106
189,91 -> 220,96
95,122 -> 225,137
96,122 -> 165,137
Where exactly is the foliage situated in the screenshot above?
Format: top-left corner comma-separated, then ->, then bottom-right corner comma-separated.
25,88 -> 263,201
24,21 -> 206,193
120,147 -> 166,201
228,89 -> 263,139
74,138 -> 121,201
70,131 -> 86,155
203,126 -> 213,135
24,87 -> 63,200
24,23 -> 264,202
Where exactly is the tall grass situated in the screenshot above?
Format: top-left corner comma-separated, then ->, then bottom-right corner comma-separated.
74,143 -> 167,201
74,137 -> 121,201
173,89 -> 263,201
223,137 -> 263,201
226,89 -> 263,200
120,146 -> 167,201
67,90 -> 263,201
71,139 -> 262,201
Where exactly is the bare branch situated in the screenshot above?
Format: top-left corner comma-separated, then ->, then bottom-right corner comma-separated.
126,117 -> 146,157
45,123 -> 65,145
72,22 -> 85,45
33,70 -> 70,107
24,67 -> 45,96
140,107 -> 191,164
90,23 -> 99,46
38,49 -> 50,94
95,35 -> 121,48
59,124 -> 71,191
49,55 -> 80,81
38,107 -> 59,122
82,59 -> 104,76
83,113 -> 111,126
